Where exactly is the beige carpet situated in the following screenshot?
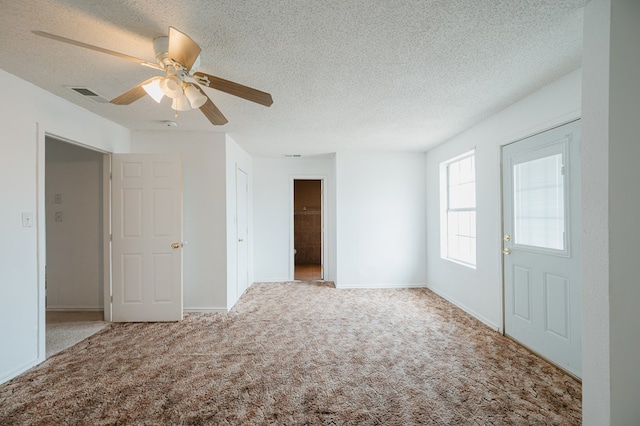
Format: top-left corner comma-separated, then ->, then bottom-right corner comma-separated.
0,282 -> 580,425
46,311 -> 107,358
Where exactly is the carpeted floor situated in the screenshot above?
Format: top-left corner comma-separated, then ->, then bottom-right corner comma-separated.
0,282 -> 581,425
46,311 -> 107,358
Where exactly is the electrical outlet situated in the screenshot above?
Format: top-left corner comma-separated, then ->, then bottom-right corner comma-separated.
54,193 -> 62,204
54,211 -> 63,223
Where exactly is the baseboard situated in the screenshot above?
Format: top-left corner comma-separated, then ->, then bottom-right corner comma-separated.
183,307 -> 228,313
335,282 -> 427,289
426,285 -> 501,332
0,356 -> 41,386
46,307 -> 103,312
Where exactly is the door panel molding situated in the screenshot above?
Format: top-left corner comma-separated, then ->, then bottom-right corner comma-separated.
111,154 -> 183,322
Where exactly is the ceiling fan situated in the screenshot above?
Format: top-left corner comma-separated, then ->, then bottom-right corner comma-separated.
32,27 -> 273,126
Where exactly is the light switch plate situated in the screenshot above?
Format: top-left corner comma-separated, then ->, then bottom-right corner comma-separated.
22,212 -> 34,227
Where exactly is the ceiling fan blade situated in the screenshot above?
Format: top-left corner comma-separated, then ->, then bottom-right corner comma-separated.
33,30 -> 163,71
110,77 -> 158,105
198,88 -> 228,125
168,27 -> 201,71
194,72 -> 273,107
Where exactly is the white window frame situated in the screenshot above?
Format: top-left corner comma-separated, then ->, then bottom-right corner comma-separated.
439,149 -> 477,268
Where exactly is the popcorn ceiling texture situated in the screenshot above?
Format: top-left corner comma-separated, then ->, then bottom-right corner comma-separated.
0,1 -> 584,156
0,282 -> 581,425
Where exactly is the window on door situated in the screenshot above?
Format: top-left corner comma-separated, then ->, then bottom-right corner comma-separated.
440,150 -> 476,267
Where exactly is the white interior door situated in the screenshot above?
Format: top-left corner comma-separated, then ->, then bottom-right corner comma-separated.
111,154 -> 183,322
236,167 -> 249,297
502,120 -> 581,377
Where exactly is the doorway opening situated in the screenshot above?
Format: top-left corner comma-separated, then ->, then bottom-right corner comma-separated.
293,179 -> 323,281
44,136 -> 108,357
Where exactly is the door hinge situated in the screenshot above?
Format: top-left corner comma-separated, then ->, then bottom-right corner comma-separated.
561,165 -> 565,175
110,295 -> 113,303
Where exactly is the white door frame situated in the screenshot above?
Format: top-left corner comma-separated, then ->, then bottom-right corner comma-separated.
289,175 -> 328,281
36,128 -> 111,362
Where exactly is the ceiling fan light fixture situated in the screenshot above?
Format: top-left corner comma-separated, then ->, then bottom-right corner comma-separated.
171,94 -> 191,112
142,78 -> 164,103
159,75 -> 183,99
184,84 -> 207,109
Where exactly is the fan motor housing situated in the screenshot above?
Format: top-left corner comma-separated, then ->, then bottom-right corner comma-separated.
153,36 -> 169,65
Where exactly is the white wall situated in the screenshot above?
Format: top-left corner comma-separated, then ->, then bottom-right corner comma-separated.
335,151 -> 426,288
45,138 -> 104,310
581,0 -> 611,422
131,131 -> 228,312
0,68 -> 130,385
253,156 -> 336,282
582,0 -> 640,423
608,1 -> 640,422
425,69 -> 582,330
225,135 -> 253,307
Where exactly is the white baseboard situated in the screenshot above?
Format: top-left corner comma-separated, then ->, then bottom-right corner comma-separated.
335,282 -> 427,289
0,356 -> 40,386
46,307 -> 103,312
426,285 -> 501,332
184,307 -> 228,313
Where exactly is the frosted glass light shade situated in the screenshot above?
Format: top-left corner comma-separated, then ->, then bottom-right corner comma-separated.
184,84 -> 207,108
142,78 -> 164,103
171,95 -> 191,111
159,75 -> 183,99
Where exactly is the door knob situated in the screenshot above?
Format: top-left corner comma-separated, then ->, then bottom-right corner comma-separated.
238,238 -> 244,243
504,234 -> 511,241
171,242 -> 182,249
502,248 -> 511,255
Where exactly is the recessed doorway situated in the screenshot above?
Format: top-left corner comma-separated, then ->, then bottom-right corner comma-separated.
293,179 -> 323,281
44,136 -> 107,357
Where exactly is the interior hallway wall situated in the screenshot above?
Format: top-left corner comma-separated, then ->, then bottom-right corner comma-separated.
131,131 -> 228,312
0,68 -> 130,385
45,138 -> 103,311
224,134 -> 253,308
253,156 -> 335,282
581,0 -> 640,423
335,151 -> 427,288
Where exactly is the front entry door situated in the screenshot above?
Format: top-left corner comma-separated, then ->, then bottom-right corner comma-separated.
111,154 -> 183,322
502,120 -> 581,377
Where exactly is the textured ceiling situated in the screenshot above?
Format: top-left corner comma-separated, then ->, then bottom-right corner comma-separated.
0,1 -> 584,157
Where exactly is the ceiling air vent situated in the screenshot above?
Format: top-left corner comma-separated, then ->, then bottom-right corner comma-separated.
65,86 -> 110,104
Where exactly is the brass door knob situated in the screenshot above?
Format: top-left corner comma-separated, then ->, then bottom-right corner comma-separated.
502,248 -> 511,255
171,242 -> 182,249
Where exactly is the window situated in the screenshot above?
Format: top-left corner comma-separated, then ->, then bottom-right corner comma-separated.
440,150 -> 476,267
513,152 -> 565,250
